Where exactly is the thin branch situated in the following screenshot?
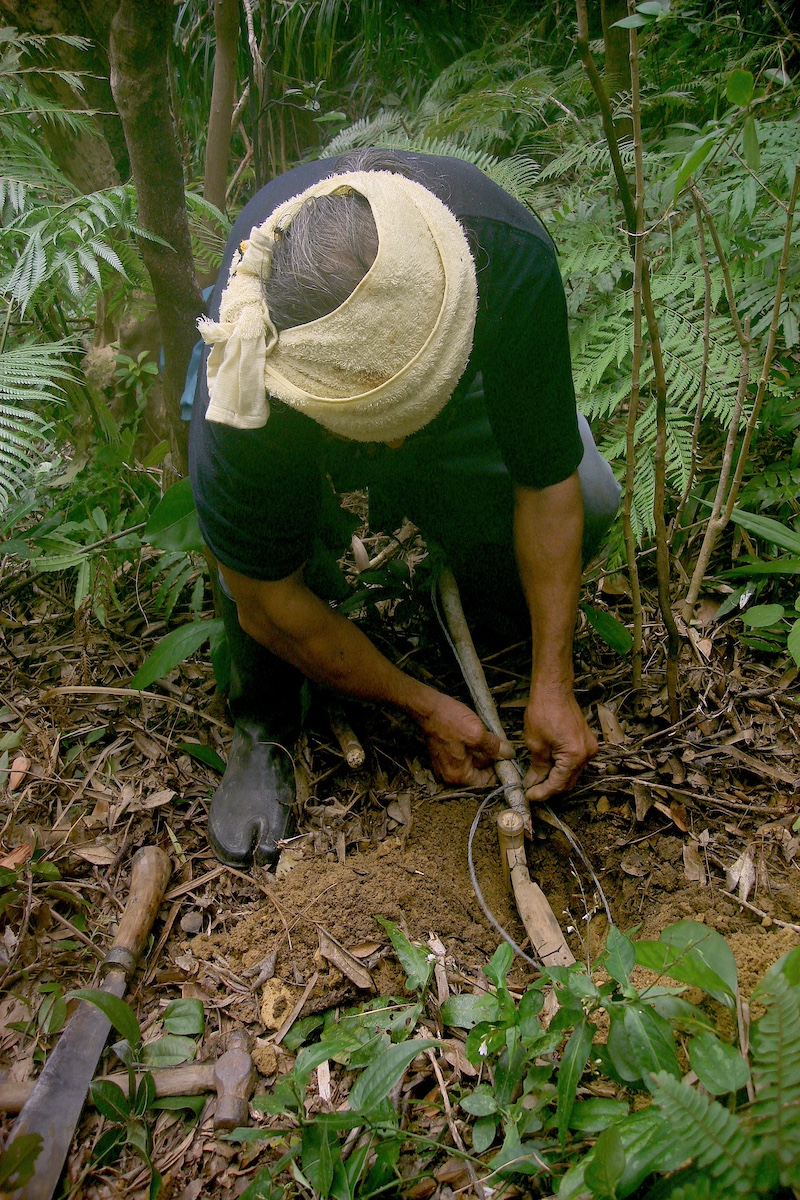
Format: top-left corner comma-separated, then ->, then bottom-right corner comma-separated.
671,193 -> 711,544
682,159 -> 800,618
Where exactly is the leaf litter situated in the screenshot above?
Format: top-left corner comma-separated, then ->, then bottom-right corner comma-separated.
1,523 -> 799,1197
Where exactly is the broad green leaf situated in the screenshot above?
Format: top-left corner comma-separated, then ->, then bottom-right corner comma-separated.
472,1115 -> 497,1154
742,115 -> 761,171
557,1018 -> 594,1145
720,558 -> 800,578
623,1005 -> 681,1083
301,1120 -> 336,1198
605,926 -> 636,987
634,921 -> 737,1007
485,941 -> 514,988
176,741 -> 226,773
440,992 -> 501,1029
67,988 -> 141,1047
487,1126 -> 545,1175
141,1034 -> 197,1067
295,1038 -> 354,1080
727,507 -> 800,556
37,990 -> 67,1034
688,1032 -> 750,1095
605,1014 -> 639,1086
742,603 -> 785,628
584,1124 -> 625,1197
673,134 -> 716,200
558,1110 -> 683,1200
374,918 -> 432,992
569,1098 -> 629,1132
582,603 -> 632,654
151,1094 -> 206,1116
163,998 -> 205,1036
612,12 -> 649,26
0,1133 -> 43,1190
133,1071 -> 156,1117
89,1079 -> 130,1122
143,477 -> 204,552
92,1126 -> 126,1167
130,619 -> 223,690
788,620 -> 800,667
727,67 -> 754,106
348,1038 -> 438,1113
461,1086 -> 499,1116
637,0 -> 669,13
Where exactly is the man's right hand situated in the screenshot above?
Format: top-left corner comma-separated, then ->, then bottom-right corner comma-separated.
416,693 -> 514,786
221,564 -> 513,788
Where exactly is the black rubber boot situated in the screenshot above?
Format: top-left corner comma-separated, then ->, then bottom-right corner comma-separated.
208,585 -> 303,866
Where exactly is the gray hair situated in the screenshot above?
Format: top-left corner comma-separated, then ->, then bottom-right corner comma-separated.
263,149 -> 419,332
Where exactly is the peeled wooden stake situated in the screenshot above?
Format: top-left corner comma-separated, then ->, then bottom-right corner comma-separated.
325,699 -> 366,769
437,567 -> 574,967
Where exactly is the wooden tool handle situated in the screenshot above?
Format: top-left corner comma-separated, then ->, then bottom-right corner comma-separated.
104,846 -> 171,977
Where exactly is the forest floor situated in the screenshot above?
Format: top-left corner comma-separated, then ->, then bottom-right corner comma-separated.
1,520 -> 799,1199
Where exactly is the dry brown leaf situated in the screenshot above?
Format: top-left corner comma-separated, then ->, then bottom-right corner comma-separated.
692,595 -> 722,625
132,731 -> 161,759
435,1158 -> 470,1187
8,755 -> 30,792
620,850 -> 649,877
139,788 -> 176,810
318,927 -> 374,991
0,843 -> 33,869
316,1059 -> 332,1103
669,801 -> 689,832
597,703 -> 626,745
599,573 -> 631,597
632,781 -> 652,822
386,796 -> 412,825
72,843 -> 117,866
442,1038 -> 477,1077
683,841 -> 707,885
726,846 -> 756,902
348,941 -> 382,958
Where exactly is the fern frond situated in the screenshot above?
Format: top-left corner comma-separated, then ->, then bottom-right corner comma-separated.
650,1071 -> 754,1197
748,974 -> 800,1185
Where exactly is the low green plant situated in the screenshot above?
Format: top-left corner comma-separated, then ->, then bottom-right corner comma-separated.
60,991 -> 207,1197
230,918 -> 800,1199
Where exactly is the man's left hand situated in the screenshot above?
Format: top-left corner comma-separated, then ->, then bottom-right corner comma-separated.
523,685 -> 597,802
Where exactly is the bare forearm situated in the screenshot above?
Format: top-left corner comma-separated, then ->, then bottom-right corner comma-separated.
219,563 -> 512,787
513,474 -> 584,689
231,571 -> 435,721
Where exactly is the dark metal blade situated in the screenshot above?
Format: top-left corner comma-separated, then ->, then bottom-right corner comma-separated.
9,972 -> 126,1200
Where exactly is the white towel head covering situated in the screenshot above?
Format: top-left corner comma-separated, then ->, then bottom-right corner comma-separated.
197,170 -> 478,442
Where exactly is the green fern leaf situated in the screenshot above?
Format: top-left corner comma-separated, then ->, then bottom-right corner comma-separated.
748,974 -> 800,1185
650,1070 -> 754,1196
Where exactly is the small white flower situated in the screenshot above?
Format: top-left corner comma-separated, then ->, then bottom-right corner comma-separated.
479,1040 -> 489,1057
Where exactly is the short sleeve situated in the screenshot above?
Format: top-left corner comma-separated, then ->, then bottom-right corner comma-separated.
189,376 -> 324,581
475,225 -> 583,489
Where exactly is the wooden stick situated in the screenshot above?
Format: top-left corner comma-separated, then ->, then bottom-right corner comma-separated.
437,568 -> 574,966
437,568 -> 531,834
324,700 -> 366,769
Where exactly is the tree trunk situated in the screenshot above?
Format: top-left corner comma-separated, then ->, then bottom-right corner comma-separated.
109,0 -> 205,477
601,0 -> 631,99
0,0 -> 129,186
203,0 -> 239,212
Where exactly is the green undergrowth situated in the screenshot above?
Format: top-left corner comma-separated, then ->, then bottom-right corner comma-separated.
4,917 -> 800,1197
231,919 -> 800,1200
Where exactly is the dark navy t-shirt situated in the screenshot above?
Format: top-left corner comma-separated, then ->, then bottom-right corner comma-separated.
189,152 -> 583,581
